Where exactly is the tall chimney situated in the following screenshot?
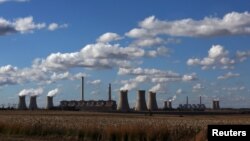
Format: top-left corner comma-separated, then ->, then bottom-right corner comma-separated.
46,96 -> 54,110
18,96 -> 27,110
135,90 -> 147,111
29,96 -> 38,110
108,83 -> 111,101
200,96 -> 202,105
117,90 -> 130,112
186,96 -> 189,105
147,91 -> 158,111
81,76 -> 84,101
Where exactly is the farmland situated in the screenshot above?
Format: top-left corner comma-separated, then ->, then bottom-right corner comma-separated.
0,111 -> 250,141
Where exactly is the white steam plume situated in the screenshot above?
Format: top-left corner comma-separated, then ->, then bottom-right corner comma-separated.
47,88 -> 59,97
19,87 -> 43,96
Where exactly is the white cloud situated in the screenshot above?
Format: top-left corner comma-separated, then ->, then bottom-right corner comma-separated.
222,86 -> 246,91
48,23 -> 68,31
14,16 -> 46,33
182,73 -> 197,81
193,83 -> 204,91
236,50 -> 250,62
47,88 -> 59,97
19,87 -> 43,96
132,37 -> 164,47
90,79 -> 101,85
0,0 -> 29,4
0,16 -> 68,36
217,72 -> 240,80
187,45 -> 235,70
97,32 -> 122,43
118,67 -> 179,77
119,67 -> 197,90
126,12 -> 250,38
35,43 -> 148,71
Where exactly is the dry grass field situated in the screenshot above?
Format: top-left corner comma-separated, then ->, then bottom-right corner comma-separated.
0,110 -> 250,141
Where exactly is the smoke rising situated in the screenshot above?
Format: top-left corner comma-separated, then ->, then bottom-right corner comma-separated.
19,87 -> 43,96
47,88 -> 59,97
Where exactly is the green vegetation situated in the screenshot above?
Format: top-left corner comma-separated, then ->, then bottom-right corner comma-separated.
0,111 -> 250,141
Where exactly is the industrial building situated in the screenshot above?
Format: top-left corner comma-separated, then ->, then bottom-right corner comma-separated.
59,77 -> 117,111
177,96 -> 206,111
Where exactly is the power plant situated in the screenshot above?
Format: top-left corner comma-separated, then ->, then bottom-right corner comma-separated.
29,96 -> 38,110
164,100 -> 172,109
135,90 -> 147,111
117,90 -> 130,112
14,76 -> 247,115
18,96 -> 27,110
46,96 -> 54,110
178,96 -> 206,111
213,100 -> 220,110
60,78 -> 116,111
147,91 -> 158,111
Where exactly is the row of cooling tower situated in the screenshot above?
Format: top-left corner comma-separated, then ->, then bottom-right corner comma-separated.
117,90 -> 158,112
18,96 -> 54,110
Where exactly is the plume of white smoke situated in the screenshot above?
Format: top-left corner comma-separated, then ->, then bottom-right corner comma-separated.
47,88 -> 59,97
168,95 -> 176,102
19,87 -> 43,96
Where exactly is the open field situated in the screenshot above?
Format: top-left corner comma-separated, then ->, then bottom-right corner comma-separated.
0,111 -> 250,141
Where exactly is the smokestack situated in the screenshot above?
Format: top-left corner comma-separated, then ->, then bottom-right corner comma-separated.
81,76 -> 84,101
200,96 -> 201,105
147,91 -> 158,111
117,90 -> 130,112
135,90 -> 147,111
29,96 -> 38,110
18,96 -> 27,110
108,83 -> 111,101
186,96 -> 188,105
164,100 -> 172,109
46,96 -> 54,110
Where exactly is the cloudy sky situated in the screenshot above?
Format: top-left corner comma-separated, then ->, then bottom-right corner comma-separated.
0,0 -> 250,108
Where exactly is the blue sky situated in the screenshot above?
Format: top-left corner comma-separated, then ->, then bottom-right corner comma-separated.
0,0 -> 250,108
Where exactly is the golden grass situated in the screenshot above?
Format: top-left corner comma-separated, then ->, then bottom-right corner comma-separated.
0,110 -> 250,141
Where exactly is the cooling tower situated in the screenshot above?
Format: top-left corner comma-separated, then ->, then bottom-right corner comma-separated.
117,90 -> 130,112
147,91 -> 158,111
18,96 -> 27,110
135,90 -> 147,111
46,96 -> 54,110
29,96 -> 38,110
213,100 -> 220,110
164,100 -> 172,109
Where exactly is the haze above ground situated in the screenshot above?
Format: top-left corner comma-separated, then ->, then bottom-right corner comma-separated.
0,0 -> 250,108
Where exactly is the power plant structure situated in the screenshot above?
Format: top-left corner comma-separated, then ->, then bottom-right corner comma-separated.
46,96 -> 54,110
147,91 -> 158,111
117,90 -> 130,112
60,78 -> 117,111
15,76 -> 241,114
18,96 -> 27,110
178,96 -> 206,111
164,100 -> 172,110
135,90 -> 147,111
29,96 -> 38,110
213,100 -> 220,110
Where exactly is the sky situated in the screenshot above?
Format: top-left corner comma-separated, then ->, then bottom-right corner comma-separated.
0,0 -> 250,108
